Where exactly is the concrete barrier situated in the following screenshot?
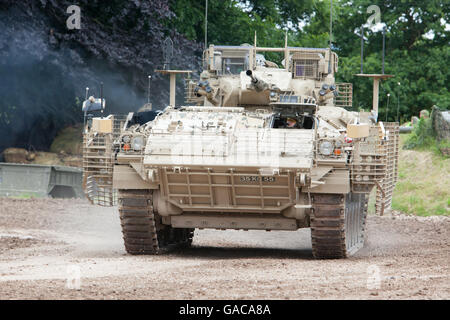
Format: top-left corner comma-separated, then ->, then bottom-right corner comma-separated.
0,163 -> 84,198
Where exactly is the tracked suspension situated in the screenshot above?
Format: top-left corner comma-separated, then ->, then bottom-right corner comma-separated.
118,189 -> 194,255
310,193 -> 368,259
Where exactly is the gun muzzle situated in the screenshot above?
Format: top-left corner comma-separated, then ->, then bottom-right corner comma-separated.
246,70 -> 268,92
246,70 -> 257,83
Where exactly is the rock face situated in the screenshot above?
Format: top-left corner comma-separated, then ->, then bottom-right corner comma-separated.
431,106 -> 450,142
0,0 -> 202,153
431,106 -> 450,156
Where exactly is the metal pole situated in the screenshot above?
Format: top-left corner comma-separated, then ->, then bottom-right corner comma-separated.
386,93 -> 390,122
205,0 -> 208,50
360,26 -> 364,74
83,87 -> 89,129
329,0 -> 333,49
372,78 -> 380,115
397,82 -> 400,122
147,75 -> 151,104
397,94 -> 400,122
328,0 -> 333,73
170,73 -> 176,107
100,82 -> 103,115
382,26 -> 386,74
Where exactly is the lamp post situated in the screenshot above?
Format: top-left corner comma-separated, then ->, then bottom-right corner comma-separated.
386,93 -> 390,122
396,82 -> 401,123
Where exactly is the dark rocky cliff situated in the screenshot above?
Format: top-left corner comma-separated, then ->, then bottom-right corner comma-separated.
0,0 -> 202,152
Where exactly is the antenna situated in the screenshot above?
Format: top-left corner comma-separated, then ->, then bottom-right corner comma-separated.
386,93 -> 390,121
329,0 -> 333,49
204,0 -> 208,50
84,87 -> 89,129
100,82 -> 104,114
147,75 -> 151,104
328,0 -> 333,73
382,26 -> 386,74
284,30 -> 289,70
360,26 -> 364,73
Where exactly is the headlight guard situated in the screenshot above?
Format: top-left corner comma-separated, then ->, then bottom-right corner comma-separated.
318,140 -> 334,155
131,136 -> 145,151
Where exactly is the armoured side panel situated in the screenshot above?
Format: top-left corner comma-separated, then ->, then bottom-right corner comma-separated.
113,165 -> 159,190
303,169 -> 350,194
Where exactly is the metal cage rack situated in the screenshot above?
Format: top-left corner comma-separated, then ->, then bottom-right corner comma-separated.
375,122 -> 400,215
82,114 -> 126,206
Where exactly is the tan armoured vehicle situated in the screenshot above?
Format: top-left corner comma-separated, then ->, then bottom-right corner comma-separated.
82,43 -> 399,259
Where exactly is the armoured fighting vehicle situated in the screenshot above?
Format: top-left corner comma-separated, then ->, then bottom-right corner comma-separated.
82,43 -> 399,259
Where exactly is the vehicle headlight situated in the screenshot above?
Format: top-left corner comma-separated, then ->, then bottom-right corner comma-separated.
131,136 -> 145,151
319,140 -> 334,155
122,135 -> 131,143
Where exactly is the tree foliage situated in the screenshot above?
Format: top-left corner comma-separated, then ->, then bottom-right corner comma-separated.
0,0 -> 448,153
169,0 -> 450,121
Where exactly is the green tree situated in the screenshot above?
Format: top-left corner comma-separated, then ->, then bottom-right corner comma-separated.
169,0 -> 449,120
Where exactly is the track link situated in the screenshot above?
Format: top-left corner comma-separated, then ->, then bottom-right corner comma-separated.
310,193 -> 368,259
118,189 -> 194,255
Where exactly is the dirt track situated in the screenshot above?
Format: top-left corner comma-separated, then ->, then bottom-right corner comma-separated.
0,198 -> 448,300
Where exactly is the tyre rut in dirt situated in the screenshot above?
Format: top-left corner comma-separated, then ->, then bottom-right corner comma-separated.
310,193 -> 368,259
118,189 -> 194,255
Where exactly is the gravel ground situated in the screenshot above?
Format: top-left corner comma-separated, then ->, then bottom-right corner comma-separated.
0,198 -> 449,300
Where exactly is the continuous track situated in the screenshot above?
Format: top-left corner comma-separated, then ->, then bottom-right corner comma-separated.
310,193 -> 368,259
118,189 -> 194,254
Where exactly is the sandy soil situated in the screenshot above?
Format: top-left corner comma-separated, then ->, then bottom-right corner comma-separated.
0,198 -> 448,300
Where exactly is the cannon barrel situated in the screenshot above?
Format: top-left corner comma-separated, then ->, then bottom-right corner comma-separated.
246,70 -> 258,83
246,70 -> 269,92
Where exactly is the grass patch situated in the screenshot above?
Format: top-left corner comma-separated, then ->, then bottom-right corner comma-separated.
367,187 -> 377,214
403,117 -> 450,157
403,118 -> 434,150
391,133 -> 449,216
9,192 -> 40,199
